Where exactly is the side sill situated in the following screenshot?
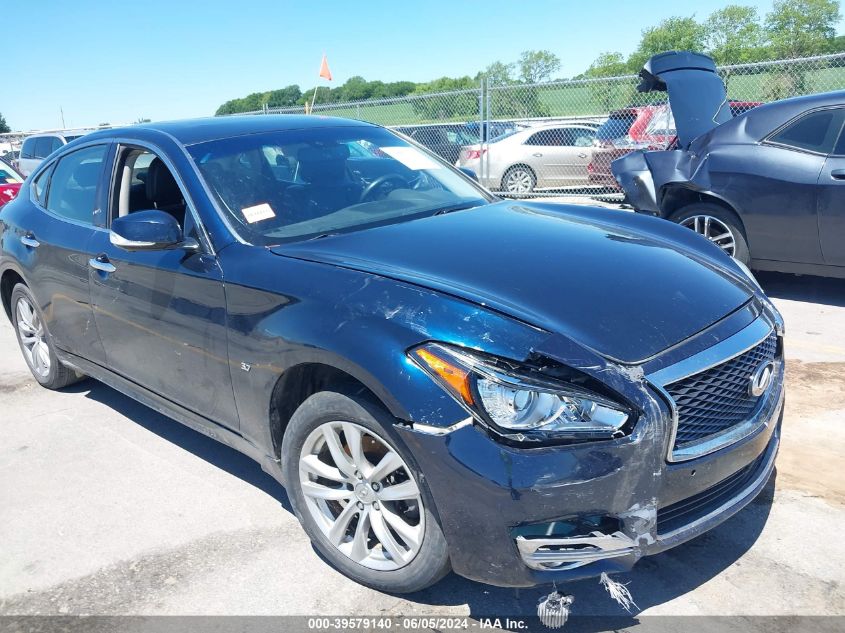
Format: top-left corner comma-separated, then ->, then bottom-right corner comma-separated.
55,349 -> 284,486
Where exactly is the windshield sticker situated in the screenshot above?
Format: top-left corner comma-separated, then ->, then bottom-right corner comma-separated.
380,146 -> 442,170
242,203 -> 276,223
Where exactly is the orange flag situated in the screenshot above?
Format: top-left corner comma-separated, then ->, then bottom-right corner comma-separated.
319,54 -> 333,81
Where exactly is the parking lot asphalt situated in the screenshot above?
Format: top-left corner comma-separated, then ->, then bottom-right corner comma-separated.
0,271 -> 843,624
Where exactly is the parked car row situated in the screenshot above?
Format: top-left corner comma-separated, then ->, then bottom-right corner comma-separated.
393,121 -> 522,164
457,123 -> 601,193
613,50 -> 845,279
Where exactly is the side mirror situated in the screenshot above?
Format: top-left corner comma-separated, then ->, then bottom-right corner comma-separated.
110,210 -> 198,251
458,167 -> 478,181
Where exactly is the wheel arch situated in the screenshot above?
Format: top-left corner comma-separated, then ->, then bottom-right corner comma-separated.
0,266 -> 28,322
661,186 -> 742,222
268,360 -> 393,461
501,163 -> 536,188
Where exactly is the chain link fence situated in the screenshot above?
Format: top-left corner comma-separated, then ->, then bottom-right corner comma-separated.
236,52 -> 845,199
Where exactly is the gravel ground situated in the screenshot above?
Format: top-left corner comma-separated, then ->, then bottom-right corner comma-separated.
0,270 -> 843,629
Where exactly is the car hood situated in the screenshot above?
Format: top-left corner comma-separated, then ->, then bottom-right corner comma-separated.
637,51 -> 732,148
271,201 -> 752,363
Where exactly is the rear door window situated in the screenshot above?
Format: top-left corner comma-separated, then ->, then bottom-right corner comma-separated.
769,109 -> 845,154
596,113 -> 636,141
527,129 -> 580,146
45,145 -> 107,224
34,137 -> 54,159
32,164 -> 54,204
831,117 -> 845,155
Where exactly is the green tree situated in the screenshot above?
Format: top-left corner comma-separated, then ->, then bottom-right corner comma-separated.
410,76 -> 478,121
826,33 -> 845,52
478,60 -> 515,85
629,17 -> 707,69
517,50 -> 561,84
266,85 -> 302,108
0,113 -> 10,133
583,52 -> 636,113
765,0 -> 841,58
705,5 -> 766,63
584,52 -> 629,78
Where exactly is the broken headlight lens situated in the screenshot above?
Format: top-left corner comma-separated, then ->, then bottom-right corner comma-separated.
410,343 -> 629,439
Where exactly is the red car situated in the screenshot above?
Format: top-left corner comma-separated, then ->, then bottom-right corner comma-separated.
0,158 -> 23,206
589,101 -> 761,189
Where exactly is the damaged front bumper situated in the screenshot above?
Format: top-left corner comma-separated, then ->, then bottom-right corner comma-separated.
395,319 -> 784,588
514,428 -> 778,573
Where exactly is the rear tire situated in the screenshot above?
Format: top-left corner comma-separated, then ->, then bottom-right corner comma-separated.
671,203 -> 750,265
10,284 -> 84,390
282,389 -> 451,593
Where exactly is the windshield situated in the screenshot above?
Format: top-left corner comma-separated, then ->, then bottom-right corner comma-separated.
189,126 -> 490,245
596,113 -> 636,140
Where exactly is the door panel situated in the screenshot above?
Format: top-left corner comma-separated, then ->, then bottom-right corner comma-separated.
713,144 -> 824,264
88,234 -> 239,429
22,145 -> 111,362
22,214 -> 105,363
817,156 -> 845,265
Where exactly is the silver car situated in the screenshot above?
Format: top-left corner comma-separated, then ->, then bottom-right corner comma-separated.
457,124 -> 598,193
17,132 -> 88,177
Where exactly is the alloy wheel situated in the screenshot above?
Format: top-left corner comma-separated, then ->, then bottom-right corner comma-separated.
505,168 -> 534,193
16,297 -> 50,377
298,421 -> 424,571
680,215 -> 737,257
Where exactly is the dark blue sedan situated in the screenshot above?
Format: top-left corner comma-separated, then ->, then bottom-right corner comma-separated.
0,115 -> 785,592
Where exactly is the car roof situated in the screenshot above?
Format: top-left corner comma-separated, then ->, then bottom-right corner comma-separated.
716,89 -> 845,141
82,115 -> 378,146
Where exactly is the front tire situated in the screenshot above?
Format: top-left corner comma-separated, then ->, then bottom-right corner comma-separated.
10,284 -> 84,390
671,203 -> 750,265
501,165 -> 536,194
282,389 -> 450,593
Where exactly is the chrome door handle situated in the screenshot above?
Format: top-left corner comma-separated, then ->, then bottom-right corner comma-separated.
578,153 -> 588,158
532,153 -> 543,157
20,234 -> 39,248
89,256 -> 116,274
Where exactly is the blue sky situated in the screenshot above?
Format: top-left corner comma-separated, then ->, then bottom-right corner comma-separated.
4,0 -> 842,131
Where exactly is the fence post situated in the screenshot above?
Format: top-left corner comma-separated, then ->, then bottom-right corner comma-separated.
478,78 -> 485,185
485,79 -> 492,185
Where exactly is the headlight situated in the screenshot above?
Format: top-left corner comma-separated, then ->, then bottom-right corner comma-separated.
410,343 -> 630,441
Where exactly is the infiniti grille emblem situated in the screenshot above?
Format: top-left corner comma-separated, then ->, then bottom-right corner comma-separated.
748,360 -> 775,397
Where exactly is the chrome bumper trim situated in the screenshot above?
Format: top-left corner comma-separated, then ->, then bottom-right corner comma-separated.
515,432 -> 778,572
515,531 -> 637,571
410,418 -> 473,436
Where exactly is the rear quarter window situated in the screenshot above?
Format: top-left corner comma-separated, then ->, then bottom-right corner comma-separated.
769,109 -> 845,154
21,138 -> 36,160
596,115 -> 635,141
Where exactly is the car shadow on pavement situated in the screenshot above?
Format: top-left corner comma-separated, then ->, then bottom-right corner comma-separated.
63,360 -> 775,627
401,473 -> 777,628
757,271 -> 845,307
70,379 -> 293,512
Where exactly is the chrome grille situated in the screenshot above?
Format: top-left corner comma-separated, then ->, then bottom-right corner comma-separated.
666,333 -> 778,449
